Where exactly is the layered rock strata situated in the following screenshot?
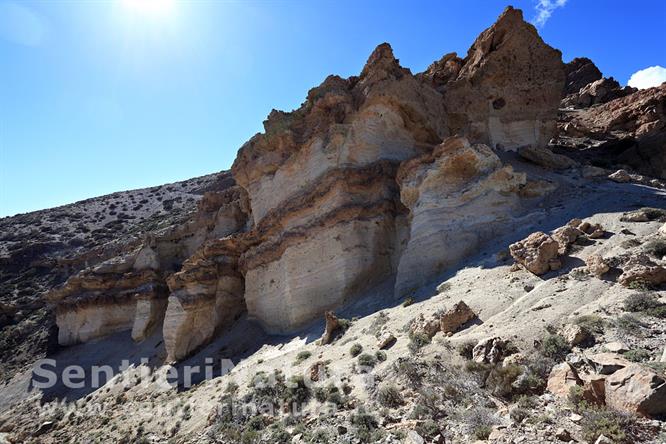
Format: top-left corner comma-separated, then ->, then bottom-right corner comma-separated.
395,137 -> 525,294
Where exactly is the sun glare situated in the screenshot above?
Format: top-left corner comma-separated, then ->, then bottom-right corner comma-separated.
121,0 -> 176,18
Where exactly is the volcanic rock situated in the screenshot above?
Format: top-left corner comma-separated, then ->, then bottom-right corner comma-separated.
509,232 -> 560,275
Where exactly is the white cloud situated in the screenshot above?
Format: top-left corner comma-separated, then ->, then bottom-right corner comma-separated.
532,0 -> 568,27
627,66 -> 666,89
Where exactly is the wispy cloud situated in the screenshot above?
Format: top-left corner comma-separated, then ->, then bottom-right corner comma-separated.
628,66 -> 666,89
532,0 -> 568,27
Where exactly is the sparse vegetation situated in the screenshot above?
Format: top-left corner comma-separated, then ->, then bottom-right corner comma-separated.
614,314 -> 646,336
408,331 -> 431,354
293,350 -> 312,365
541,334 -> 571,361
573,315 -> 606,334
622,348 -> 651,362
376,384 -> 403,408
349,343 -> 363,357
456,340 -> 476,359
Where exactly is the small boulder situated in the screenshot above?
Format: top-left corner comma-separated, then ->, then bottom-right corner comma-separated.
472,337 -> 510,364
405,430 -> 425,444
552,225 -> 584,254
585,254 -> 609,277
618,255 -> 666,288
605,342 -> 629,353
595,435 -> 613,444
439,301 -> 477,333
555,427 -> 572,441
320,311 -> 340,345
509,232 -> 560,275
517,145 -> 578,170
377,331 -> 396,350
560,324 -> 591,347
409,314 -> 440,339
605,364 -> 666,417
608,169 -> 631,183
547,362 -> 582,397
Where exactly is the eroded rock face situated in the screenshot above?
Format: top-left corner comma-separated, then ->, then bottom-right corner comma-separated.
443,7 -> 565,150
163,237 -> 247,362
564,57 -> 602,95
395,137 -> 525,294
49,185 -> 250,348
439,301 -> 477,334
562,77 -> 636,109
232,44 -> 446,333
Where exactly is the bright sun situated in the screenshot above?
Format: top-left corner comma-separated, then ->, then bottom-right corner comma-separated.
121,0 -> 176,18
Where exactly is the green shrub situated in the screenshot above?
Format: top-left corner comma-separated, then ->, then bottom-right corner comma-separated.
375,350 -> 387,362
351,407 -> 378,441
542,334 -> 571,361
349,343 -> 363,357
284,375 -> 311,406
644,239 -> 666,258
622,348 -> 651,362
580,407 -> 636,444
486,364 -> 523,399
415,419 -> 440,438
573,315 -> 606,334
357,353 -> 377,368
293,350 -> 312,365
408,332 -> 431,354
402,297 -> 415,307
627,279 -> 655,291
376,384 -> 403,408
647,305 -> 666,318
624,293 -> 661,312
456,340 -> 476,359
615,314 -> 646,336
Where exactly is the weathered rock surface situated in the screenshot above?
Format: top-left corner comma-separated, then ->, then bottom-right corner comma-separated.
618,253 -> 666,288
509,232 -> 560,275
564,57 -> 602,96
443,7 -> 565,150
560,84 -> 666,179
395,137 -> 525,294
605,364 -> 666,417
585,254 -> 609,278
439,300 -> 477,334
517,145 -> 578,170
472,337 -> 510,364
562,77 -> 636,109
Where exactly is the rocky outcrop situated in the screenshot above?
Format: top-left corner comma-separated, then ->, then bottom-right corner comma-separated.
618,253 -> 666,288
517,145 -> 578,170
163,237 -> 247,362
472,337 -> 511,364
48,185 -> 250,348
443,7 -> 565,150
564,58 -> 602,95
560,84 -> 666,179
439,301 -> 477,334
509,232 -> 560,275
395,137 -> 525,294
585,254 -> 609,278
45,6 -> 568,355
562,77 -> 636,109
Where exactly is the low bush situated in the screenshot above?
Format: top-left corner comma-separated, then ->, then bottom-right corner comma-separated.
623,293 -> 661,312
408,332 -> 431,354
293,350 -> 312,365
573,315 -> 606,334
456,340 -> 476,359
376,384 -> 403,408
349,343 -> 363,357
614,314 -> 646,336
580,407 -> 637,444
541,334 -> 571,361
357,353 -> 377,368
622,348 -> 651,362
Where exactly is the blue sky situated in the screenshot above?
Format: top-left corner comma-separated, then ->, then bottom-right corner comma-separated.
1,0 -> 665,217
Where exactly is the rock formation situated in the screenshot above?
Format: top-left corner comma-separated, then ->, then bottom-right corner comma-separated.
44,6 -> 570,358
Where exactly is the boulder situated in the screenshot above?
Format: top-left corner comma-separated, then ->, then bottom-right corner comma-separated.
547,362 -> 582,397
321,311 -> 340,345
608,169 -> 631,183
560,324 -> 591,347
585,254 -> 609,278
605,364 -> 666,417
376,331 -> 396,350
517,145 -> 578,170
551,225 -> 584,255
409,314 -> 440,339
605,342 -> 629,353
588,353 -> 631,375
439,301 -> 477,333
472,337 -> 510,364
618,254 -> 666,288
509,232 -> 560,275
